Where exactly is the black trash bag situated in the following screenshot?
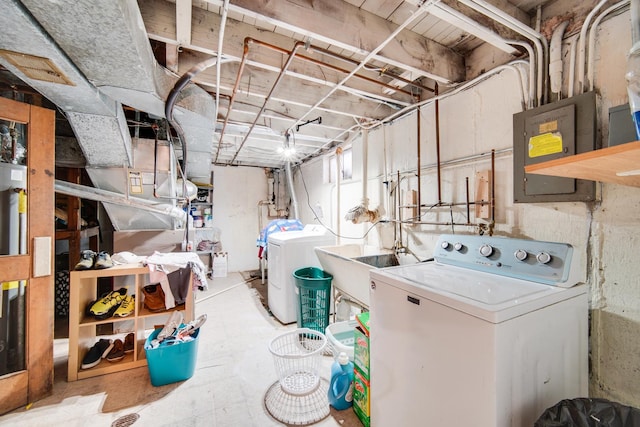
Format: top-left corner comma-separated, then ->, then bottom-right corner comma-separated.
535,398 -> 640,427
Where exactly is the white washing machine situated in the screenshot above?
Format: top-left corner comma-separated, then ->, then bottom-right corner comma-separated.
369,234 -> 588,427
267,224 -> 335,324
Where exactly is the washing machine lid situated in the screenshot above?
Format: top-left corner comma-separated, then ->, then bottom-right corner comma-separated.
372,262 -> 586,323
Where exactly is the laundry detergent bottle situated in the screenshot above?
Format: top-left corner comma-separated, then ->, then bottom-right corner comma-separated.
328,351 -> 354,410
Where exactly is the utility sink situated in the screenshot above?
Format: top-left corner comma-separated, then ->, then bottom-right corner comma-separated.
314,245 -> 401,308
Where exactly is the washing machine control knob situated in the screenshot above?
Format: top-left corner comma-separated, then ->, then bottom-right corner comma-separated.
514,249 -> 528,261
479,244 -> 493,257
536,252 -> 552,264
441,241 -> 450,249
454,242 -> 463,251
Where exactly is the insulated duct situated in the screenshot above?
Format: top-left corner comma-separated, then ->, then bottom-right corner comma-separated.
0,0 -> 217,230
55,180 -> 187,223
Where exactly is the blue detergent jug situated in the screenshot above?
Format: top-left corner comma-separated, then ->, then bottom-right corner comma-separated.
328,352 -> 354,410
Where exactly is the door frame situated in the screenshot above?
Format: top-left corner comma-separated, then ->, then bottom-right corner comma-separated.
0,96 -> 55,414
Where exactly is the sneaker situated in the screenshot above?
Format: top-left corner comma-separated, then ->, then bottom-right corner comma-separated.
89,288 -> 127,319
75,250 -> 96,271
106,339 -> 125,362
94,251 -> 114,270
123,333 -> 135,354
81,339 -> 113,369
113,294 -> 135,317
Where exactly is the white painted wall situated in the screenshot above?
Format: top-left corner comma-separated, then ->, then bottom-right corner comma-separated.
215,9 -> 639,409
211,165 -> 273,273
290,10 -> 640,409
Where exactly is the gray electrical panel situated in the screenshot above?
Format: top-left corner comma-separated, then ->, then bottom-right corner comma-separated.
513,91 -> 597,203
608,103 -> 637,147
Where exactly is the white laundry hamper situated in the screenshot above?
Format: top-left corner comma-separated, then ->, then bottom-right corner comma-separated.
264,328 -> 330,425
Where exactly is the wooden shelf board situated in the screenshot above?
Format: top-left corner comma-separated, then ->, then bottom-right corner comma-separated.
71,263 -> 147,278
55,226 -> 100,241
525,141 -> 640,187
76,357 -> 147,380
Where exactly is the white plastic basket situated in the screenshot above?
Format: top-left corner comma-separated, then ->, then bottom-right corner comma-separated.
268,328 -> 327,396
325,319 -> 357,361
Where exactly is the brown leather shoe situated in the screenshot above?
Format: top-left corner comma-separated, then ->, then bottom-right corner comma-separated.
142,284 -> 166,312
124,333 -> 135,354
106,339 -> 124,362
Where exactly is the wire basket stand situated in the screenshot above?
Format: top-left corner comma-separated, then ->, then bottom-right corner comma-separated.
264,328 -> 330,425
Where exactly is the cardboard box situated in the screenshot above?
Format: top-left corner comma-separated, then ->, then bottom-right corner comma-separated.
354,312 -> 370,379
212,252 -> 228,278
353,367 -> 370,427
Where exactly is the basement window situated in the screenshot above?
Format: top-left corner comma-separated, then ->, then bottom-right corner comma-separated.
325,147 -> 352,184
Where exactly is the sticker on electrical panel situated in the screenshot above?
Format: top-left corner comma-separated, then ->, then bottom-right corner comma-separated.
528,132 -> 563,158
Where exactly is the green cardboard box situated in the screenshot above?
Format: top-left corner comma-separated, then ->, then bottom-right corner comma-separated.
354,312 -> 370,379
353,365 -> 370,427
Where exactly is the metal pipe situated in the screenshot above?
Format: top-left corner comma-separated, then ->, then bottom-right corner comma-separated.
307,44 -> 434,93
588,1 -> 630,92
458,0 -> 546,106
577,0 -> 609,94
569,37 -> 578,97
336,147 -> 342,245
435,83 -> 442,204
400,200 -> 489,208
215,0 -> 229,121
165,55 -> 218,178
230,40 -> 306,164
397,170 -> 402,248
416,109 -> 421,220
247,37 -> 424,101
490,149 -> 496,226
289,0 -> 441,132
508,41 -> 535,108
549,21 -> 570,98
465,177 -> 470,222
215,38 -> 251,163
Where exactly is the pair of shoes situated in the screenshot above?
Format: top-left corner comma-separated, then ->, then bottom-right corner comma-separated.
81,339 -> 113,369
124,333 -> 135,354
74,250 -> 114,271
106,339 -> 125,362
89,288 -> 128,319
141,284 -> 166,312
113,295 -> 135,317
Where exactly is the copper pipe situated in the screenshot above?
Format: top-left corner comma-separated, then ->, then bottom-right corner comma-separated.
248,38 -> 420,98
435,83 -> 442,204
310,45 -> 434,93
490,148 -> 495,229
416,108 -> 421,220
465,177 -> 470,222
230,40 -> 306,164
214,37 -> 251,163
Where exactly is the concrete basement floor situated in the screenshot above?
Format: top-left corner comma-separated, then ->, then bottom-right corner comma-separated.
0,272 -> 353,427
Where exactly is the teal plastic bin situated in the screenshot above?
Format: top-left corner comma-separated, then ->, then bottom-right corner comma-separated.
145,326 -> 200,386
293,267 -> 332,334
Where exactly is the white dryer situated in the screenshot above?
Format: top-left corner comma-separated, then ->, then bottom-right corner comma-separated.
267,224 -> 335,324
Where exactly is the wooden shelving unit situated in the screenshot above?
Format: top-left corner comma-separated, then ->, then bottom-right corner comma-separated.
192,172 -> 215,276
67,264 -> 193,381
525,141 -> 640,187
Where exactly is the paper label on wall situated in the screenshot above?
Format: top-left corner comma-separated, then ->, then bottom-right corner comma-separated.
129,171 -> 143,194
528,132 -> 563,158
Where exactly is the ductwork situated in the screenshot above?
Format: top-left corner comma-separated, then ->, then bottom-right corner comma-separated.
0,0 -> 216,230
